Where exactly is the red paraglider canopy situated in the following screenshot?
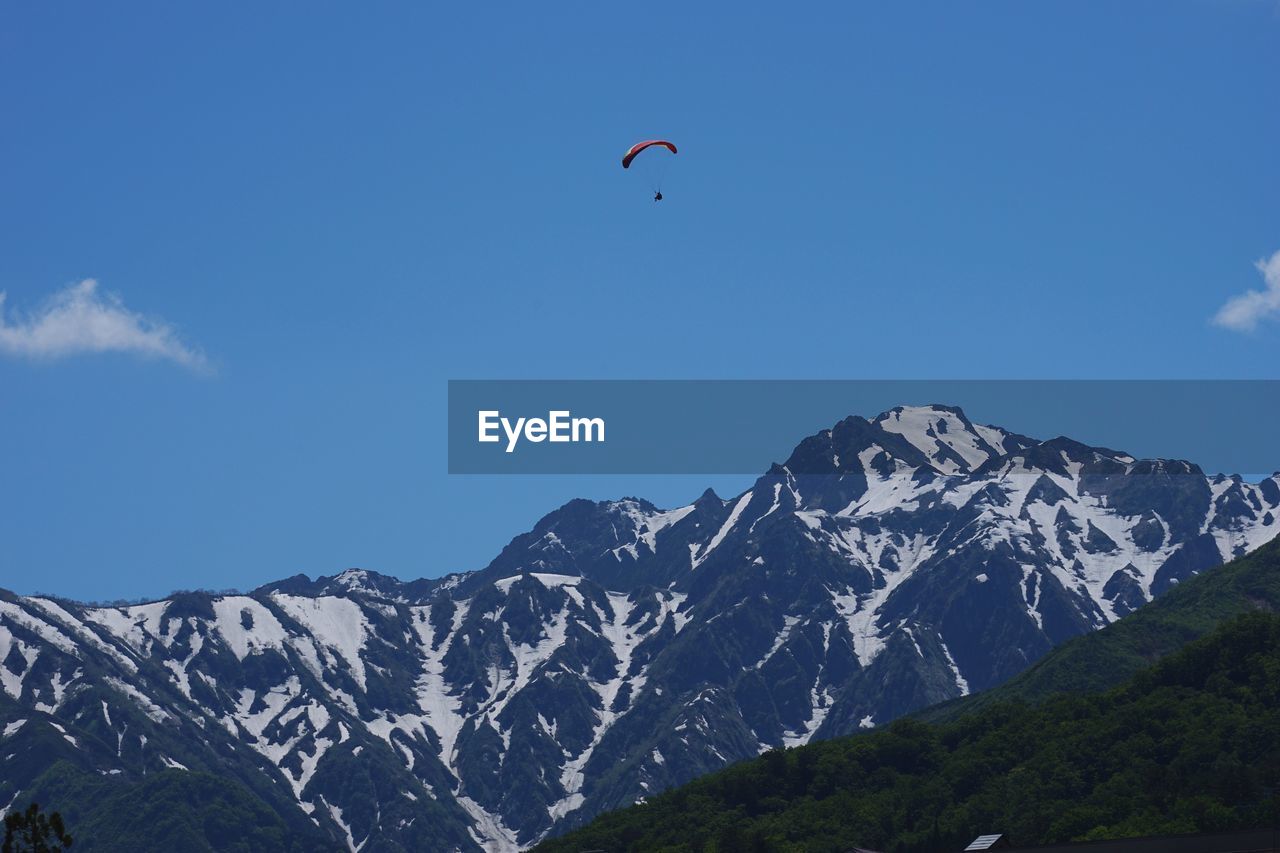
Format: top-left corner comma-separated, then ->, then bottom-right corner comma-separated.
622,140 -> 678,169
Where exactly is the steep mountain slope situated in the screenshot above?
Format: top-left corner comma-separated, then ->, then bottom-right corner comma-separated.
915,534 -> 1280,723
534,610 -> 1280,853
2,405 -> 1277,850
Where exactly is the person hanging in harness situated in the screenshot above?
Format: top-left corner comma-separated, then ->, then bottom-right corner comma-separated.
653,191 -> 663,202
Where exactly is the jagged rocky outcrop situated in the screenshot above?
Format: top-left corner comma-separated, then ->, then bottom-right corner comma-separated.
2,405 -> 1277,851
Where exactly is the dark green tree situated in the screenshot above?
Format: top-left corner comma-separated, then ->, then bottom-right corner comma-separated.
2,803 -> 73,853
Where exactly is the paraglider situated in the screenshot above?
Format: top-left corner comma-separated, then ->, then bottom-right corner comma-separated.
623,140 -> 677,200
621,140 -> 677,169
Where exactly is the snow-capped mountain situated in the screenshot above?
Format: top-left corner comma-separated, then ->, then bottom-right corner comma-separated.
2,405 -> 1277,851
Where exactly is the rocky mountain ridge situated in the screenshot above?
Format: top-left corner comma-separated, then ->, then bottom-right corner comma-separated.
2,404 -> 1277,851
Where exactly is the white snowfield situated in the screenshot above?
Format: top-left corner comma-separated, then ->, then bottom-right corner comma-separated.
1,405 -> 1277,853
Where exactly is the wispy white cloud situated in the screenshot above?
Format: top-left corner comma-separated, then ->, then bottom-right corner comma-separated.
1212,250 -> 1280,333
0,279 -> 210,371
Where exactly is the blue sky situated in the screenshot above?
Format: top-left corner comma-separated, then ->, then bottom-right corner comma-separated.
1,2 -> 1277,601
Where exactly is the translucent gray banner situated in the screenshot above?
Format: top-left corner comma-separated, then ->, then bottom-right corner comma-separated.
447,380 -> 1279,476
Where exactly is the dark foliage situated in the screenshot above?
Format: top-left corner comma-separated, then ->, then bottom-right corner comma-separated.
14,767 -> 337,853
3,803 -> 72,853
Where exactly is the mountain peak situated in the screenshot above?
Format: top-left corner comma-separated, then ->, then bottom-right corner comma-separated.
883,402 -> 968,418
318,567 -> 405,598
333,568 -> 375,587
871,404 -> 1029,475
695,487 -> 723,507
